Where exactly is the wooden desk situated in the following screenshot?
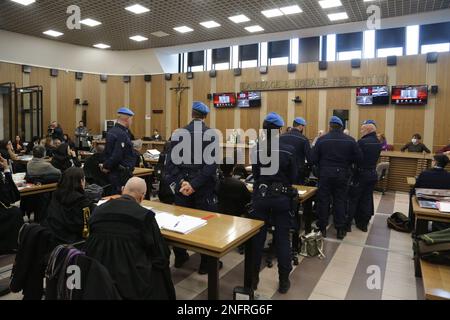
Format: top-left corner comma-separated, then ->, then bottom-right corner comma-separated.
133,167 -> 154,178
420,260 -> 450,300
94,140 -> 166,154
142,200 -> 264,300
379,151 -> 433,192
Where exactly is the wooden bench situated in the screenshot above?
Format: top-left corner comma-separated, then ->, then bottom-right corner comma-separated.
420,260 -> 450,300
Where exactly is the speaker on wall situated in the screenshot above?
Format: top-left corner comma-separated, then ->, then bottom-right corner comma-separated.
427,52 -> 438,63
100,74 -> 108,82
431,85 -> 439,94
351,59 -> 361,69
260,66 -> 268,74
287,64 -> 296,73
75,72 -> 83,80
209,70 -> 217,78
318,61 -> 328,70
22,65 -> 31,74
387,56 -> 397,66
165,73 -> 172,81
207,93 -> 213,101
144,75 -> 152,82
50,69 -> 59,77
123,76 -> 131,83
74,98 -> 81,105
234,68 -> 241,76
186,72 -> 194,80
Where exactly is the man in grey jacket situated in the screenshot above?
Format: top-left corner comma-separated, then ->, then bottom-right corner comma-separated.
27,145 -> 61,181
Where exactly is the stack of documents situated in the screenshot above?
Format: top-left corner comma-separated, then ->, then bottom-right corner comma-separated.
437,202 -> 450,213
144,149 -> 161,161
154,212 -> 207,234
416,189 -> 450,202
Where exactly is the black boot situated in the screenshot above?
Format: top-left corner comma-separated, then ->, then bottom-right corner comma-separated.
278,274 -> 291,294
319,227 -> 327,238
337,228 -> 347,240
356,223 -> 368,232
174,253 -> 190,268
252,273 -> 260,291
346,223 -> 352,233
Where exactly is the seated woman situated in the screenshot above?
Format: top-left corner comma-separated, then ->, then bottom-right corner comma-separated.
43,167 -> 94,244
0,140 -> 18,162
401,133 -> 431,153
63,134 -> 77,151
13,136 -> 24,154
377,133 -> 389,151
0,155 -> 23,251
51,143 -> 81,173
26,136 -> 41,155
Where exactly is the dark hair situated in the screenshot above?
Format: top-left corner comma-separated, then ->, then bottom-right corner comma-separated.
434,154 -> 449,168
54,143 -> 69,158
0,140 -> 7,150
32,136 -> 40,143
54,167 -> 85,202
192,110 -> 206,119
413,133 -> 422,140
221,158 -> 235,177
330,123 -> 343,130
33,145 -> 46,158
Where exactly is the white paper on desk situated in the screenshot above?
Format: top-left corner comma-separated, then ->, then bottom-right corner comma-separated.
142,206 -> 154,211
96,199 -> 110,206
437,202 -> 450,213
298,190 -> 307,196
155,213 -> 207,234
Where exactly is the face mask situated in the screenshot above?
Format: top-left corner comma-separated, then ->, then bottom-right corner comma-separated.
412,139 -> 418,144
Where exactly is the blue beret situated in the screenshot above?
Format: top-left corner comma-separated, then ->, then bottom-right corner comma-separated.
294,117 -> 307,126
330,116 -> 344,127
265,112 -> 285,128
363,119 -> 377,126
117,107 -> 134,116
192,101 -> 210,115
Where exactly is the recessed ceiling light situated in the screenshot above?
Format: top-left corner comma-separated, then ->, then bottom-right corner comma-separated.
245,25 -> 264,33
43,30 -> 63,38
129,35 -> 148,42
10,0 -> 35,5
200,21 -> 221,29
125,4 -> 150,14
280,5 -> 303,15
93,43 -> 110,49
328,12 -> 348,21
261,9 -> 283,18
151,31 -> 170,37
228,14 -> 250,24
173,26 -> 194,33
80,18 -> 102,27
319,0 -> 343,9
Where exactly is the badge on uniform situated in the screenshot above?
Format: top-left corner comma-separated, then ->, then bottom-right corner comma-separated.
121,142 -> 125,148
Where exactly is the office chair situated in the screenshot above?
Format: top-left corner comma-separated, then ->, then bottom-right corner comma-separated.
375,162 -> 390,195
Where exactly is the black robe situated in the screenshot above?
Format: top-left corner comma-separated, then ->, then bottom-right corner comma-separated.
0,171 -> 23,251
85,195 -> 176,300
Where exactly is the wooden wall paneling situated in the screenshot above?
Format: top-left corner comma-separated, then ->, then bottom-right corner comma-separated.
81,73 -> 100,135
170,73 -> 189,131
130,76 -> 146,138
266,65 -> 289,127
302,63 -> 320,140
56,70 -> 76,137
193,71 -> 211,127
29,66 -> 51,133
326,61 -> 352,122
240,68 -> 261,133
434,52 -> 450,150
106,76 -> 125,120
394,55 -> 427,148
358,58 -> 388,136
215,70 -> 235,136
150,74 -> 166,137
0,62 -> 23,86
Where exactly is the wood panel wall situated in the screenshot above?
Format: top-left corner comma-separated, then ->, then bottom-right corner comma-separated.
1,52 -> 450,150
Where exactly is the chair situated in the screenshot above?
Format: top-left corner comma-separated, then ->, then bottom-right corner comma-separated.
376,162 -> 390,194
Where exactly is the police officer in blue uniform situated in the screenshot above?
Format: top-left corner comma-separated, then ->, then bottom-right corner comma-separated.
347,120 -> 382,232
165,101 -> 220,275
311,116 -> 362,240
251,112 -> 298,294
101,107 -> 137,195
280,117 -> 311,184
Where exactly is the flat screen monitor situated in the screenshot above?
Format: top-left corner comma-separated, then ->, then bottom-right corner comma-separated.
356,86 -> 390,106
237,91 -> 262,108
213,93 -> 236,108
391,85 -> 428,105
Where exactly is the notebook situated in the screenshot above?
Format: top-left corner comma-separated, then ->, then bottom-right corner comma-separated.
418,200 -> 438,209
437,202 -> 450,213
154,212 -> 207,234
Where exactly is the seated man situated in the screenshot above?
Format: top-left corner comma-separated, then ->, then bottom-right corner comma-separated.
150,129 -> 163,141
85,177 -> 175,300
27,145 -> 61,183
401,133 -> 431,153
437,139 -> 450,153
217,160 -> 252,217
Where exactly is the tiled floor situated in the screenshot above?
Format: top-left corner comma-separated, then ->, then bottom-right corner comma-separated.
0,191 -> 424,300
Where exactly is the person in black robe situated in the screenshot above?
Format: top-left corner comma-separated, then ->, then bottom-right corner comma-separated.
51,143 -> 82,173
0,154 -> 23,251
85,177 -> 175,300
42,167 -> 94,244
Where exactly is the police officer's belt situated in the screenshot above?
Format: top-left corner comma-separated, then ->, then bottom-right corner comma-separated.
258,183 -> 297,198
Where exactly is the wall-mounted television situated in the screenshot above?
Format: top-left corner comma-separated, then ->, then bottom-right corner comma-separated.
391,85 -> 428,105
213,93 -> 236,108
237,91 -> 262,108
356,86 -> 390,106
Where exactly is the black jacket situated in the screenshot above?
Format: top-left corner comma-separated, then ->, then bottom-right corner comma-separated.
43,191 -> 94,244
103,123 -> 136,171
0,171 -> 23,251
217,177 -> 252,216
85,195 -> 176,300
415,168 -> 450,190
401,142 -> 431,153
280,128 -> 311,168
357,132 -> 382,169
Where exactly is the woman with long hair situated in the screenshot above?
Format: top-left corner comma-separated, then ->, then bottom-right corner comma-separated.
51,143 -> 81,172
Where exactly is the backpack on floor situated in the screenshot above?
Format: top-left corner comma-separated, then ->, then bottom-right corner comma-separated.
387,212 -> 412,233
300,231 -> 325,259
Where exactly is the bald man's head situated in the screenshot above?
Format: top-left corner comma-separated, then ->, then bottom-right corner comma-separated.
361,124 -> 377,137
122,177 -> 147,203
117,114 -> 133,128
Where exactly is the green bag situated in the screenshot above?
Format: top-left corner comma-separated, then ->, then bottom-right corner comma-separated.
300,231 -> 325,259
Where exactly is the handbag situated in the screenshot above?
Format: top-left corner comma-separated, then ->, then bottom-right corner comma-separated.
300,231 -> 325,259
